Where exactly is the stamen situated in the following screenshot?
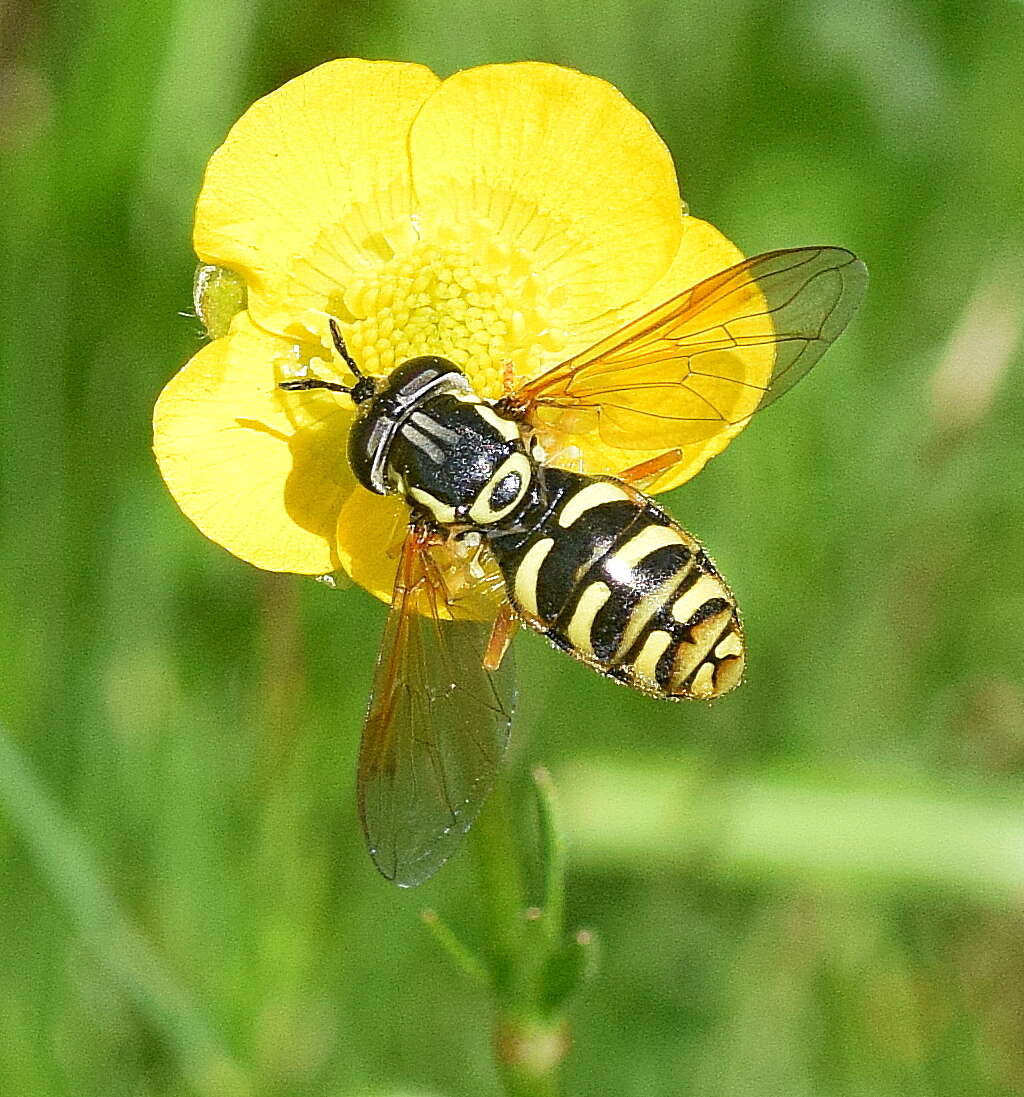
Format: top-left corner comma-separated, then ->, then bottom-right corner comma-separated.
293,192 -> 578,397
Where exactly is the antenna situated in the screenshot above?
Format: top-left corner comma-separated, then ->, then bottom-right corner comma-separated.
278,319 -> 377,403
329,319 -> 364,377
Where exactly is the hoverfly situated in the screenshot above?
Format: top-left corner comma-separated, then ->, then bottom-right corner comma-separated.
280,247 -> 867,886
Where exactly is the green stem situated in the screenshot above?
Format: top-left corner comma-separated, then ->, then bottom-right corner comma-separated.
532,766 -> 566,946
470,777 -> 528,992
469,778 -> 568,1097
493,1012 -> 569,1097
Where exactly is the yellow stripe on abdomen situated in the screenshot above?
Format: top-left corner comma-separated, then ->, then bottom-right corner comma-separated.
514,537 -> 554,617
689,662 -> 717,699
632,630 -> 673,687
608,524 -> 683,573
557,482 -> 630,528
715,633 -> 743,659
671,574 -> 727,624
564,582 -> 612,657
669,610 -> 742,698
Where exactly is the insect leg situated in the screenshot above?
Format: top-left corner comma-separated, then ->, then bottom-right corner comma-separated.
618,449 -> 683,490
278,376 -> 351,393
500,358 -> 518,401
483,602 -> 520,672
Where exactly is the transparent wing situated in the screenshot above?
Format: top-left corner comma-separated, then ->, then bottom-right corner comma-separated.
357,523 -> 516,887
515,247 -> 867,458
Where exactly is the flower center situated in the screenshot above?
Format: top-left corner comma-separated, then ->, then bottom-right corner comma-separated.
290,193 -> 579,399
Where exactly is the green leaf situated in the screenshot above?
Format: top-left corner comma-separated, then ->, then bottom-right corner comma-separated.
537,929 -> 599,1016
421,909 -> 492,989
531,766 -> 566,943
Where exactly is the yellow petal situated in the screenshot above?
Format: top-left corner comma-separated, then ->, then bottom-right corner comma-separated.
334,488 -> 410,603
409,63 -> 684,335
638,216 -> 748,315
193,60 -> 440,318
529,217 -> 769,495
154,313 -> 356,574
333,490 -> 505,621
629,216 -> 765,493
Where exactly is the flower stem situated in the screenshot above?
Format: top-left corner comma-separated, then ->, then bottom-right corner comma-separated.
493,1012 -> 569,1097
471,778 -> 527,993
468,776 -> 570,1097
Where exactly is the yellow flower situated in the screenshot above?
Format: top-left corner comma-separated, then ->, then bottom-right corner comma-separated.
154,59 -> 750,603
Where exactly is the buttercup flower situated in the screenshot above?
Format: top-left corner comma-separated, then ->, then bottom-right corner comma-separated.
154,59 -> 754,603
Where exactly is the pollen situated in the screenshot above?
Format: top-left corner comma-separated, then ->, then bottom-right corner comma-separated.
304,198 -> 574,398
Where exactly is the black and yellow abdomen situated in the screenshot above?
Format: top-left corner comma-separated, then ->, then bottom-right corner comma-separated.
485,468 -> 744,700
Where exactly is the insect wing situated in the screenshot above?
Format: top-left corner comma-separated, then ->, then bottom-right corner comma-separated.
357,525 -> 516,887
518,247 -> 867,455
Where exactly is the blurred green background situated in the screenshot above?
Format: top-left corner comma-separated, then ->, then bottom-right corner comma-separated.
2,0 -> 1023,1094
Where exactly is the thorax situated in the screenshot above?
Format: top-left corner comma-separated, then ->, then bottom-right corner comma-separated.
349,357 -> 537,528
